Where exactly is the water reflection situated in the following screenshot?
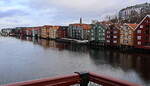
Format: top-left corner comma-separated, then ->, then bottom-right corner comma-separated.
22,37 -> 150,84
0,37 -> 150,86
89,48 -> 150,85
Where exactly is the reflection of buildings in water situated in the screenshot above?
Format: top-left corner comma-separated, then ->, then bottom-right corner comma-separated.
37,38 -> 42,45
26,37 -> 32,41
89,48 -> 106,65
41,39 -> 50,48
19,36 -> 26,41
56,43 -> 67,51
132,54 -> 150,82
32,37 -> 38,44
67,44 -> 89,53
89,49 -> 150,83
49,40 -> 57,48
118,53 -> 133,70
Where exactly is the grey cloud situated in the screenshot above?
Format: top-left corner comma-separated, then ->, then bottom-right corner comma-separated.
0,9 -> 29,18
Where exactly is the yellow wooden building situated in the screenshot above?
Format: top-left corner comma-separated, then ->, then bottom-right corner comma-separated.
120,24 -> 137,46
48,26 -> 60,39
41,25 -> 52,39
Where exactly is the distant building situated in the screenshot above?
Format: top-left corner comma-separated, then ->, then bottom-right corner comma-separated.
48,26 -> 60,39
134,15 -> 150,47
90,22 -> 107,45
56,26 -> 68,38
120,24 -> 137,46
41,25 -> 52,39
68,24 -> 91,40
83,24 -> 91,40
119,3 -> 150,22
32,27 -> 42,37
68,18 -> 91,40
26,27 -> 33,36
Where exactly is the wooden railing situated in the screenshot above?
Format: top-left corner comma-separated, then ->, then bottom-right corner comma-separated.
1,72 -> 141,86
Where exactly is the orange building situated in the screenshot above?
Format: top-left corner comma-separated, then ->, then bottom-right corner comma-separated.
41,25 -> 52,39
120,24 -> 137,46
48,26 -> 60,39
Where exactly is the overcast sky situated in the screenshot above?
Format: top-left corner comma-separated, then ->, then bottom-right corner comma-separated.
0,0 -> 149,28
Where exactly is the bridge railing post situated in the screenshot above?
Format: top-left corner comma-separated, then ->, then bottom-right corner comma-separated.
75,72 -> 89,86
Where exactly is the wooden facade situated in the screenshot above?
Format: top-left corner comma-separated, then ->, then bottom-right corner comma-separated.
41,25 -> 52,39
134,15 -> 150,47
68,24 -> 90,40
90,22 -> 107,45
26,28 -> 33,36
105,24 -> 120,46
120,24 -> 137,46
49,26 -> 60,39
56,26 -> 68,38
83,24 -> 91,40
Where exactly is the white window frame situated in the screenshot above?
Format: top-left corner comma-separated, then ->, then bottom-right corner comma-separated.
140,25 -> 143,28
137,41 -> 141,45
137,36 -> 141,40
113,36 -> 117,38
137,30 -> 141,34
107,40 -> 110,43
113,40 -> 117,43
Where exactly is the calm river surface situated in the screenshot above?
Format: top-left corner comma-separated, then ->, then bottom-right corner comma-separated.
0,37 -> 150,86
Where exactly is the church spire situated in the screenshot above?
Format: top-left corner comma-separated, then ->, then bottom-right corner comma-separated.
80,17 -> 82,24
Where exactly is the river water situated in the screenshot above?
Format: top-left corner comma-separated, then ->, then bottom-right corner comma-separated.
0,37 -> 150,86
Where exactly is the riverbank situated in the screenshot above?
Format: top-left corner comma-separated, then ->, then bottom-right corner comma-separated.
6,35 -> 150,53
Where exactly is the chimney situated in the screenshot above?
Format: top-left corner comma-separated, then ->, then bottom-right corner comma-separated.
80,17 -> 82,24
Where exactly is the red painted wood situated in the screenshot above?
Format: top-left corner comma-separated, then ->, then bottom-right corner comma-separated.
1,72 -> 141,86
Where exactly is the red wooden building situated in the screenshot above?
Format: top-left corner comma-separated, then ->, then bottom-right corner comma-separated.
56,26 -> 68,38
134,15 -> 150,49
105,24 -> 121,47
25,27 -> 33,36
19,28 -> 27,37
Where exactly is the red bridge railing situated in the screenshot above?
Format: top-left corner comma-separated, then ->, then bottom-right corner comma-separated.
1,72 -> 141,86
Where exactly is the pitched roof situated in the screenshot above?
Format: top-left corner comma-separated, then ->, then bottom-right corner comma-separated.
52,26 -> 60,29
134,15 -> 150,30
126,24 -> 138,30
69,23 -> 91,30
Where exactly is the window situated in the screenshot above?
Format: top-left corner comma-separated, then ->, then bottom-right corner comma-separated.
137,36 -> 141,40
137,41 -> 141,45
113,36 -> 117,38
107,31 -> 110,34
113,40 -> 117,43
128,35 -> 131,39
137,30 -> 141,33
129,30 -> 132,34
91,38 -> 94,40
140,25 -> 143,28
107,36 -> 110,38
107,40 -> 110,43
